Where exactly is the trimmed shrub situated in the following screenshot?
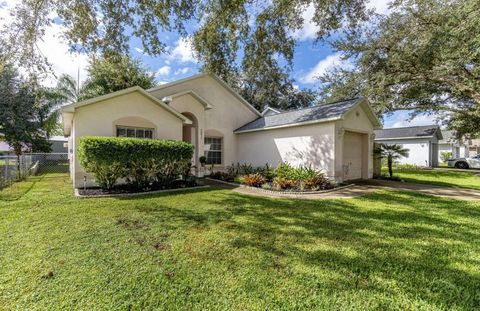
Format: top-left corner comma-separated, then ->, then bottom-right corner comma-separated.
78,137 -> 194,190
244,173 -> 266,187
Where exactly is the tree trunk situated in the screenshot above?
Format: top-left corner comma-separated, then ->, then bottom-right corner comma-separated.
388,156 -> 393,178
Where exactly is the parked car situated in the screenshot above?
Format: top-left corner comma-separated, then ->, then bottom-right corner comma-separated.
447,154 -> 480,169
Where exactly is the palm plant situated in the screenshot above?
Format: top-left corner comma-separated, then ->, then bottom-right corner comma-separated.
378,144 -> 410,178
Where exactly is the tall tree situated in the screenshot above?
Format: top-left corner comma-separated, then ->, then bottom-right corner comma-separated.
0,63 -> 52,173
80,54 -> 156,101
3,1 -> 369,110
319,0 -> 480,134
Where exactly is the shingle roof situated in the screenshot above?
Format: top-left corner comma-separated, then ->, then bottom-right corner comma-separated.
235,98 -> 363,133
375,125 -> 443,140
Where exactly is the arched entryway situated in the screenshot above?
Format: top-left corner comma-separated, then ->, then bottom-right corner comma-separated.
181,112 -> 198,165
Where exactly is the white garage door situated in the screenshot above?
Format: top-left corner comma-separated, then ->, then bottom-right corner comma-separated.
343,131 -> 364,180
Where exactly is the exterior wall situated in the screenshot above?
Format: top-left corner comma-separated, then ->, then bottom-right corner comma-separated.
438,143 -> 453,164
150,75 -> 259,169
236,103 -> 376,182
236,122 -> 336,179
375,138 -> 434,166
71,91 -> 184,188
335,104 -> 375,181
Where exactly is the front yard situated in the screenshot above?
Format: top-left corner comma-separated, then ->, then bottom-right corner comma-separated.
385,168 -> 480,190
1,173 -> 479,310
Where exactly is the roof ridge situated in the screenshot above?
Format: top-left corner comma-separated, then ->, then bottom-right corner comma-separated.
380,125 -> 439,130
264,97 -> 361,118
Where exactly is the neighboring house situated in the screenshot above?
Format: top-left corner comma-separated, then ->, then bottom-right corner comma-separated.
437,130 -> 480,162
62,73 -> 381,188
374,125 -> 443,167
0,136 -> 67,155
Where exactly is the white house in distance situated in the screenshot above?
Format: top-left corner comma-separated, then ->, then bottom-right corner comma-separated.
374,125 -> 443,167
61,73 -> 382,188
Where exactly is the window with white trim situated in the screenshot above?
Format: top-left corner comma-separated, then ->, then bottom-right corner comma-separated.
116,126 -> 154,139
204,136 -> 222,164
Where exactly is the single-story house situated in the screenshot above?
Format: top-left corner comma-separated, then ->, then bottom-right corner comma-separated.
374,125 -> 443,167
438,130 -> 480,161
62,73 -> 382,188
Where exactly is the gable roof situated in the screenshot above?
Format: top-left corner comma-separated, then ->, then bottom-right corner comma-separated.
261,106 -> 283,116
147,73 -> 262,116
375,125 -> 443,140
166,90 -> 213,110
234,98 -> 381,133
61,86 -> 192,124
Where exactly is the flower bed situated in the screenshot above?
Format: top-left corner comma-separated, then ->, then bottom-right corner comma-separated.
208,162 -> 334,192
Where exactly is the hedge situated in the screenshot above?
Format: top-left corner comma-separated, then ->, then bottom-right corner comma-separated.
78,137 -> 194,190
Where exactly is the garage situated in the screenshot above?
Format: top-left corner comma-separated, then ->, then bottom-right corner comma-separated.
343,131 -> 367,181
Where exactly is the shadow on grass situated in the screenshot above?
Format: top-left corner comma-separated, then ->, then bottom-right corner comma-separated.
116,188 -> 480,309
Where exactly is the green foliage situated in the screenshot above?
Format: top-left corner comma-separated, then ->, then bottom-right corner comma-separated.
80,54 -> 156,101
272,163 -> 331,191
233,176 -> 245,184
4,0 -> 368,111
78,137 -> 193,190
440,151 -> 453,163
320,0 -> 480,134
0,62 -> 53,158
377,144 -> 410,178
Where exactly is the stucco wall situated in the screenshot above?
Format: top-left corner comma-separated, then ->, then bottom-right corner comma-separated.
71,91 -> 184,188
335,104 -> 375,181
150,75 -> 259,168
376,138 -> 433,166
236,122 -> 336,178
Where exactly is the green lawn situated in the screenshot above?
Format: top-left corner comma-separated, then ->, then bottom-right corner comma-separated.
384,168 -> 480,190
1,174 -> 480,310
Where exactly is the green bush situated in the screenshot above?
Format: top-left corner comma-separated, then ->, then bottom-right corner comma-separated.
78,137 -> 194,190
273,163 -> 331,191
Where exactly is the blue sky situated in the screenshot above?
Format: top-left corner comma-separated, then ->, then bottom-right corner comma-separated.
0,0 -> 436,128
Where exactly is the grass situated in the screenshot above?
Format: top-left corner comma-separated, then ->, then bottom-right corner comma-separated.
383,168 -> 480,190
1,173 -> 479,310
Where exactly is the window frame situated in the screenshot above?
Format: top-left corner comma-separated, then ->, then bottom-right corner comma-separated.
204,136 -> 223,165
116,125 -> 154,139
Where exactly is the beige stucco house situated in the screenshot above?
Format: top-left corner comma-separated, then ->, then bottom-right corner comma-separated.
62,73 -> 381,188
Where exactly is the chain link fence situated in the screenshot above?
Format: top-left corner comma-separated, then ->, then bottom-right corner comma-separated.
0,153 -> 69,189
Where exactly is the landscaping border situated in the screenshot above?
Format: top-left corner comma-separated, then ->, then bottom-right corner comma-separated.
206,178 -> 355,195
74,185 -> 210,198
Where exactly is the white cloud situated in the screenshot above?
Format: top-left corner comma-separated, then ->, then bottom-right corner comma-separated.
302,53 -> 351,84
385,112 -> 439,128
366,0 -> 391,15
174,67 -> 190,75
156,65 -> 171,77
291,4 -> 318,41
0,1 -> 89,87
169,37 -> 196,63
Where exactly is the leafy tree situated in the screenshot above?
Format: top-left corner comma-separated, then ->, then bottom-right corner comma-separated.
56,74 -> 80,104
319,0 -> 480,134
378,144 -> 410,178
80,54 -> 156,100
0,63 -> 53,175
3,0 -> 369,110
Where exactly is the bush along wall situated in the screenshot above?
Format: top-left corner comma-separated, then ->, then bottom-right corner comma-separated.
78,137 -> 194,190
